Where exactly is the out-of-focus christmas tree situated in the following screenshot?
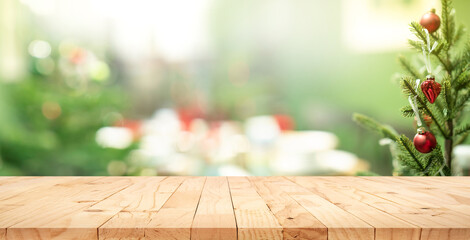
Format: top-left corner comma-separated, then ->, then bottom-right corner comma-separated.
354,0 -> 470,176
0,41 -> 135,175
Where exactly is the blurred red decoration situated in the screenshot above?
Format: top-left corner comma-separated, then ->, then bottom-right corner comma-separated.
421,76 -> 441,104
274,114 -> 295,131
178,107 -> 204,131
414,114 -> 432,128
69,48 -> 87,65
114,119 -> 142,140
413,129 -> 437,153
420,9 -> 441,33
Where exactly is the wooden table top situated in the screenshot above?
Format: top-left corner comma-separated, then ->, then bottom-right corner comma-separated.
0,176 -> 469,240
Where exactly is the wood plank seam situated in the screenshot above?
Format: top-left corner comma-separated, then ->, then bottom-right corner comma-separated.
225,176 -> 239,240
283,176 -> 423,229
278,177 -> 375,240
228,177 -> 283,239
96,177 -> 187,240
94,177 -> 170,239
283,177 -> 422,240
5,177 -> 135,240
1,177 -> 104,229
249,177 -> 328,239
189,177 -> 208,238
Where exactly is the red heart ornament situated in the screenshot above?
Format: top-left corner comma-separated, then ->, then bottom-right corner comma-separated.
421,76 -> 441,104
413,129 -> 437,153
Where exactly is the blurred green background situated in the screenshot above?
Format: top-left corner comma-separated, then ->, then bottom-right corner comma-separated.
1,0 -> 470,176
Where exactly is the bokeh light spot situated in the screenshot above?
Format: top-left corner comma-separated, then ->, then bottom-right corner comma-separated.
28,40 -> 52,58
42,101 -> 62,120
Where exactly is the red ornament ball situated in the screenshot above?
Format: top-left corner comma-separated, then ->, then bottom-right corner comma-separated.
413,129 -> 437,153
421,75 -> 441,104
420,9 -> 441,33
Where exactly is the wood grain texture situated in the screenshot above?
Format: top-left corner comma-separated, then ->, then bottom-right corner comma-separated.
0,176 -> 468,239
228,177 -> 282,240
249,177 -> 327,239
145,177 -> 206,239
99,177 -> 185,239
191,177 -> 237,240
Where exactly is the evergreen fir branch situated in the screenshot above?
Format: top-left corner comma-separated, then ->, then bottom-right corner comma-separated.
455,90 -> 470,112
352,113 -> 399,140
408,40 -> 423,52
400,105 -> 424,118
433,40 -> 445,55
442,77 -> 452,112
441,0 -> 455,47
397,135 -> 425,172
453,61 -> 470,89
401,78 -> 449,137
432,52 -> 452,73
455,124 -> 470,136
455,132 -> 469,145
398,56 -> 421,80
410,22 -> 429,44
423,145 -> 446,175
453,25 -> 465,45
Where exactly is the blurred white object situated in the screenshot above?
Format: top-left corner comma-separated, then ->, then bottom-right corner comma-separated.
217,164 -> 251,176
277,131 -> 338,153
144,108 -> 181,136
96,127 -> 133,149
245,116 -> 280,145
270,131 -> 362,175
28,40 -> 52,59
271,149 -> 360,175
139,135 -> 174,158
454,145 -> 470,168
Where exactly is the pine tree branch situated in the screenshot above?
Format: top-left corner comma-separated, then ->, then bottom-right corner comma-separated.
352,113 -> 399,140
398,55 -> 421,80
400,105 -> 424,118
455,124 -> 470,136
454,24 -> 465,45
398,135 -> 425,172
441,0 -> 455,47
402,79 -> 449,138
455,132 -> 469,145
433,52 -> 452,74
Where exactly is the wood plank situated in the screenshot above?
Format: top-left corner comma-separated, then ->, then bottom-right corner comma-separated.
99,177 -> 186,239
296,177 -> 470,240
191,177 -> 237,240
346,177 -> 470,219
249,177 -> 327,239
145,177 -> 206,239
228,177 -> 282,240
265,177 -> 373,240
0,177 -> 102,239
358,177 -> 470,215
6,177 -> 133,240
286,177 -> 421,240
0,176 -> 469,240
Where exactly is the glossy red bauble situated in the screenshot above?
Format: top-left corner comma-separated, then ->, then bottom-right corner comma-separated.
413,130 -> 437,153
420,9 -> 441,33
421,76 -> 441,104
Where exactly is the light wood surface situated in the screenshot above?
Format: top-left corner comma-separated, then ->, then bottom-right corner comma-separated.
0,176 -> 469,240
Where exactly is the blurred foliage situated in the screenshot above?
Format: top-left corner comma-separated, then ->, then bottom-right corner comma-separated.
0,72 -> 135,176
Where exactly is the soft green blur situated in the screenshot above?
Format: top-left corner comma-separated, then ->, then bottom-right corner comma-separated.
1,0 -> 470,176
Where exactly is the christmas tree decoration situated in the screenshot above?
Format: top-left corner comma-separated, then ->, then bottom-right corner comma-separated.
354,0 -> 469,176
420,75 -> 441,104
413,128 -> 437,153
419,9 -> 441,33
